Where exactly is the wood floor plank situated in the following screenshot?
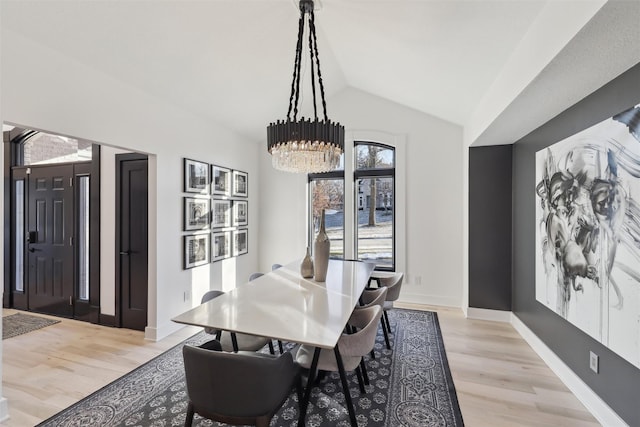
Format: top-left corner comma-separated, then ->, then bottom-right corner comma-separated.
1,306 -> 600,426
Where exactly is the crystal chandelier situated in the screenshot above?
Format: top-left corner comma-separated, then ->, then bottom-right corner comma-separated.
267,0 -> 344,173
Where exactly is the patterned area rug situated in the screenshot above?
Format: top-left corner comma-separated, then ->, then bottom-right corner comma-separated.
2,312 -> 60,340
38,309 -> 463,427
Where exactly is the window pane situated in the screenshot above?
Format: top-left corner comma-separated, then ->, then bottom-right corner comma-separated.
356,177 -> 394,268
78,176 -> 90,300
23,132 -> 92,165
311,179 -> 344,258
355,144 -> 394,170
15,180 -> 25,292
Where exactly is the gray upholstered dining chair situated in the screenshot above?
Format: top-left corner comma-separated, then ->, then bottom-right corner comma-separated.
373,272 -> 404,349
200,290 -> 274,353
357,286 -> 390,355
295,305 -> 382,400
183,343 -> 302,427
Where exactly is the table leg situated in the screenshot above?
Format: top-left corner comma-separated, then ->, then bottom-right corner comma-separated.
298,347 -> 321,427
334,346 -> 358,426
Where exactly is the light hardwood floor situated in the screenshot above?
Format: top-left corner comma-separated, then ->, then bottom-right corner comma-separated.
1,305 -> 600,426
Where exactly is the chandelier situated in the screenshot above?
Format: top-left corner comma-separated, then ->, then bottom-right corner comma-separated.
267,0 -> 344,173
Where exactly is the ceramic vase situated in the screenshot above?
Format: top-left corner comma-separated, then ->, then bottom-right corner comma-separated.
300,246 -> 314,278
313,209 -> 330,282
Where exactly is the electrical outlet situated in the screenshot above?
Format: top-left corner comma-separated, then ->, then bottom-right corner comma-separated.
589,351 -> 599,373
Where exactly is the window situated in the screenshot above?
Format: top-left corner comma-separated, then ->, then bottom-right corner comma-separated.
354,142 -> 395,270
77,175 -> 90,300
23,132 -> 92,165
309,140 -> 396,270
14,179 -> 25,292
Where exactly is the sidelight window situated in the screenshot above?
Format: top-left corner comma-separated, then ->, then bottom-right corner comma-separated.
77,175 -> 90,301
14,179 -> 25,292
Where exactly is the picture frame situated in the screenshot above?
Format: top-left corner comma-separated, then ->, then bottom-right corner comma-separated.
212,199 -> 232,228
233,229 -> 248,256
232,170 -> 248,197
212,230 -> 232,262
184,233 -> 210,269
184,158 -> 210,194
212,165 -> 231,197
232,200 -> 248,226
183,197 -> 210,231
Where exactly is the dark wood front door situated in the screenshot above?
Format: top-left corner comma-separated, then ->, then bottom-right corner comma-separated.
116,154 -> 148,331
27,165 -> 75,317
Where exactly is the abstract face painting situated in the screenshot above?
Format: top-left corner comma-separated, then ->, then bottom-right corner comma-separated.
535,104 -> 640,368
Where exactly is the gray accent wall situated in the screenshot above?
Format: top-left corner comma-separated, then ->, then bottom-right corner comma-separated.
511,62 -> 640,425
469,145 -> 512,311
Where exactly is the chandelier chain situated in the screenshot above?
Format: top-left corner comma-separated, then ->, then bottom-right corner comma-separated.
288,12 -> 306,121
307,12 -> 318,121
309,10 -> 328,122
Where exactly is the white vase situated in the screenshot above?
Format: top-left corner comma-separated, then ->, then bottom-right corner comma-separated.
313,209 -> 330,282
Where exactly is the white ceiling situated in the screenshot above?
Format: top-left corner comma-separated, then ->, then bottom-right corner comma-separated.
2,1 -> 639,145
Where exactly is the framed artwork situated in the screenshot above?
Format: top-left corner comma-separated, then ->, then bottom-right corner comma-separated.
212,199 -> 232,228
232,170 -> 248,197
184,234 -> 210,269
212,230 -> 232,262
232,200 -> 248,226
535,103 -> 640,369
183,197 -> 210,231
212,165 -> 231,197
184,158 -> 210,194
233,229 -> 248,256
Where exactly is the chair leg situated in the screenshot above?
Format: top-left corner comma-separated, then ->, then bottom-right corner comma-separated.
184,402 -> 194,426
268,340 -> 275,355
334,346 -> 358,427
383,310 -> 391,333
278,340 -> 284,354
381,318 -> 391,350
355,366 -> 366,394
370,349 -> 376,359
360,358 -> 370,386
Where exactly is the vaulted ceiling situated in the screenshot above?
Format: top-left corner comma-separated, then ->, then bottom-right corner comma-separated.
2,1 -> 639,146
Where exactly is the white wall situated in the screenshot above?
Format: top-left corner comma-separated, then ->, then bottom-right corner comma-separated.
2,29 -> 260,340
259,88 -> 464,307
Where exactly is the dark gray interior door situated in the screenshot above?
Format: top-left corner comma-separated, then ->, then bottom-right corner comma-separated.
27,164 -> 75,317
117,154 -> 148,331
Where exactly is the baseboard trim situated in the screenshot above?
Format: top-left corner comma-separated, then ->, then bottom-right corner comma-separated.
466,307 -> 512,322
0,396 -> 9,422
398,292 -> 460,308
146,320 -> 185,342
511,314 -> 627,427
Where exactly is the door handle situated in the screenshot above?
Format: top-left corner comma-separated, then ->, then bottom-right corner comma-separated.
120,251 -> 130,255
29,247 -> 38,253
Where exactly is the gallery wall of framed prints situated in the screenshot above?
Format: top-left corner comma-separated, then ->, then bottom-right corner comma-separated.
182,158 -> 250,269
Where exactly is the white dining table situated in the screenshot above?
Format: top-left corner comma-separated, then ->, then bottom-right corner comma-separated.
172,258 -> 374,348
172,258 -> 375,426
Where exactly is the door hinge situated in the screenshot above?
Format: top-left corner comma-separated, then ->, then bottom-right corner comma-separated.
70,177 -> 73,187
70,236 -> 74,246
69,296 -> 73,305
